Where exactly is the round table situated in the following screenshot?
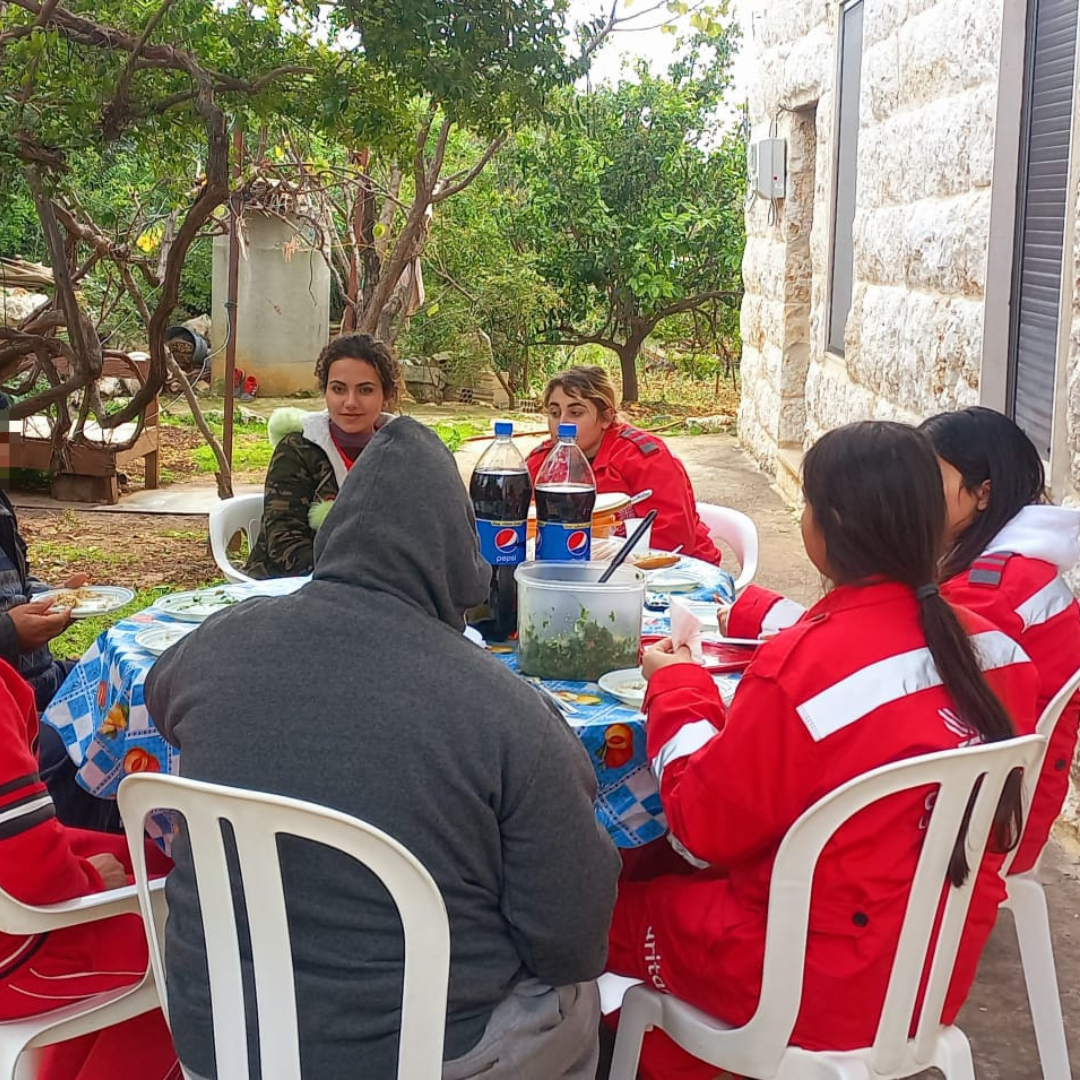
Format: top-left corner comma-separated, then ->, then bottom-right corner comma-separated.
42,557 -> 735,849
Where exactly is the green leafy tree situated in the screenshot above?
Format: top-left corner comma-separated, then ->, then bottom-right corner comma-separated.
508,30 -> 745,402
0,0 -> 339,493
0,0 -> 587,489
272,1 -> 723,344
397,140 -> 560,403
266,0 -> 590,343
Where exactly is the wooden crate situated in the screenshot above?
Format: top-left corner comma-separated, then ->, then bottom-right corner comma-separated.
10,354 -> 159,504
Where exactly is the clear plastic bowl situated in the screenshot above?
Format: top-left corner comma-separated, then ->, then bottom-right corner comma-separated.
515,561 -> 646,682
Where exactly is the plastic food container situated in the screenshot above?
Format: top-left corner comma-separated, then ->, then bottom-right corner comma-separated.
515,561 -> 646,682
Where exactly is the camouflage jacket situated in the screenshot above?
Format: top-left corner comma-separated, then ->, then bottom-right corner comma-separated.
244,408 -> 392,579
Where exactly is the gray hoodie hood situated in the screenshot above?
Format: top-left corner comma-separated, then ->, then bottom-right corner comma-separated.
312,416 -> 489,628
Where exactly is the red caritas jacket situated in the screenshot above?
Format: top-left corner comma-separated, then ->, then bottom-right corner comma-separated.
526,422 -> 720,563
0,661 -> 109,922
613,581 -> 1038,1063
0,659 -> 161,995
940,505 -> 1080,873
729,503 -> 1080,876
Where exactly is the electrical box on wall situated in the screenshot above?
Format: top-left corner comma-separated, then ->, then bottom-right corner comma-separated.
748,138 -> 786,199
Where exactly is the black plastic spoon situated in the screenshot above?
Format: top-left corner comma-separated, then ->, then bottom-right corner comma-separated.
598,509 -> 659,584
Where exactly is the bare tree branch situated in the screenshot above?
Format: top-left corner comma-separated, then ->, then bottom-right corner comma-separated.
433,132 -> 508,203
24,166 -> 98,378
426,116 -> 453,190
108,0 -> 178,124
653,289 -> 740,321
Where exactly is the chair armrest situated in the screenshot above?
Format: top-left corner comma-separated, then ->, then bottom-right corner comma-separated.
4,876 -> 167,933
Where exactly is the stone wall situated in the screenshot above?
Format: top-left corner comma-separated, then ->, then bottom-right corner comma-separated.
739,0 -> 1002,476
737,0 -> 833,479
740,0 -> 1080,829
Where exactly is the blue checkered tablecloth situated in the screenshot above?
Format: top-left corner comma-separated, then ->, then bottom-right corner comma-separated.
42,558 -> 735,849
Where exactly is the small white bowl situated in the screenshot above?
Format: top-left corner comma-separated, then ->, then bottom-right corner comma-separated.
598,668 -> 648,709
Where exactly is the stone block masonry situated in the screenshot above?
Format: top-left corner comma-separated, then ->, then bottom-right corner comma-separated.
738,0 -> 1003,471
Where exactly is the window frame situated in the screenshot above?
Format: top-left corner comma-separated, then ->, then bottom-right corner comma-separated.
825,0 -> 865,358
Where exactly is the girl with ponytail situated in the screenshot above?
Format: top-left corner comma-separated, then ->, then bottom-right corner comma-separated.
606,421 -> 1038,1080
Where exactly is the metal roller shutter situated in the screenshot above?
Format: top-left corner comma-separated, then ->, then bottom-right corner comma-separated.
1008,0 -> 1079,457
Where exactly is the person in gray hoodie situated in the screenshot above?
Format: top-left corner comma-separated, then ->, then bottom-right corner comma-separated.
146,416 -> 620,1080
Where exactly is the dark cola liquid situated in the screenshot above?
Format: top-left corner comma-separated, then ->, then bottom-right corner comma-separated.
469,468 -> 532,521
469,467 -> 531,642
535,483 -> 596,525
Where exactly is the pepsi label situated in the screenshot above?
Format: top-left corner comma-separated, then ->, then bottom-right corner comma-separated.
476,519 -> 527,565
536,522 -> 592,562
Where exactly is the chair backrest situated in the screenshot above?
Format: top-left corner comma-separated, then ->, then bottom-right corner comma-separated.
1001,664 -> 1080,874
118,774 -> 451,1080
694,503 -> 759,592
714,736 -> 1045,1078
209,494 -> 264,584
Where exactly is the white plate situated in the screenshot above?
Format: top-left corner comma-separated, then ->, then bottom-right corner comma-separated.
670,600 -> 722,629
590,537 -> 622,560
595,491 -> 631,515
598,668 -> 648,709
38,585 -> 135,619
644,567 -> 701,592
134,624 -> 196,657
527,491 -> 631,520
152,586 -> 246,622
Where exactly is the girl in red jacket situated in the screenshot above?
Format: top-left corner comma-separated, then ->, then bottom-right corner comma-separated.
608,422 -> 1039,1079
921,407 -> 1080,872
525,366 -> 721,563
730,408 -> 1080,874
0,659 -> 176,1079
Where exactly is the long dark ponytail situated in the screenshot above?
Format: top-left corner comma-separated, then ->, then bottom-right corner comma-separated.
920,407 -> 1047,580
802,421 -> 1023,885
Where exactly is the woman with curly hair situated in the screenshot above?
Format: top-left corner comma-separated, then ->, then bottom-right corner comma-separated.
245,333 -> 401,579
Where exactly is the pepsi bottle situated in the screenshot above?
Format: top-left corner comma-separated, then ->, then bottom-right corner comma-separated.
468,421 -> 532,641
535,423 -> 597,562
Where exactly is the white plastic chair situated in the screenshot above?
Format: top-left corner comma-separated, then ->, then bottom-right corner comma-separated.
118,773 -> 451,1080
1000,666 -> 1080,1080
0,878 -> 165,1080
607,735 -> 1046,1080
695,503 -> 759,592
208,494 -> 264,584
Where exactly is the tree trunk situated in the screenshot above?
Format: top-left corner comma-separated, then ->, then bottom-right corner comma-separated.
356,197 -> 429,337
615,337 -> 645,403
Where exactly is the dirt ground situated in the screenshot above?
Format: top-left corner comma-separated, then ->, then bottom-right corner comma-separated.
20,509 -> 217,591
